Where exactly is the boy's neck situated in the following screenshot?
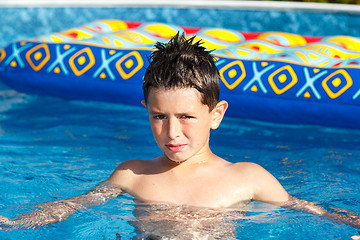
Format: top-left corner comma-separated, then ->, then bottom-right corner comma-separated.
162,148 -> 217,171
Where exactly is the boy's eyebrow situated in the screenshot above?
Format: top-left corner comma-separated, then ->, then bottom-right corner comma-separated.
149,110 -> 163,115
149,110 -> 196,116
175,112 -> 196,116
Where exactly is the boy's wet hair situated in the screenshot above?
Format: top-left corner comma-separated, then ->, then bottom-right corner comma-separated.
143,33 -> 220,111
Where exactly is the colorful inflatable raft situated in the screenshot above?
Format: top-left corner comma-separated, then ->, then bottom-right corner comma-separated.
1,20 -> 360,128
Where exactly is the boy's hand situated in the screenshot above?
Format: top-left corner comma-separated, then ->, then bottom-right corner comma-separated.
0,181 -> 123,229
351,232 -> 360,240
0,216 -> 16,230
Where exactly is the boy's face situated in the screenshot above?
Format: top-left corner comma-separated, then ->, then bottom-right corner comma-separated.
144,87 -> 223,164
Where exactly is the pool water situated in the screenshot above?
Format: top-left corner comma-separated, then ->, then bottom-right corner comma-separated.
1,5 -> 360,49
0,81 -> 359,239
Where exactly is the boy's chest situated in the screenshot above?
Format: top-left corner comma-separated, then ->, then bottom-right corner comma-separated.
130,173 -> 253,208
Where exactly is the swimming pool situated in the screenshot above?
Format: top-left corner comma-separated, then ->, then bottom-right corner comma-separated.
0,82 -> 360,239
1,1 -> 360,49
0,2 -> 360,239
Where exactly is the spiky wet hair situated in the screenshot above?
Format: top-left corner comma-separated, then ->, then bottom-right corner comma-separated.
143,33 -> 220,111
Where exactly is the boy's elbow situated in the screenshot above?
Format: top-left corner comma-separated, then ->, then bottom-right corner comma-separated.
253,190 -> 290,207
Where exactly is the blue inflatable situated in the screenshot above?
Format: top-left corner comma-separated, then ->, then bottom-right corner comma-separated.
1,20 -> 360,128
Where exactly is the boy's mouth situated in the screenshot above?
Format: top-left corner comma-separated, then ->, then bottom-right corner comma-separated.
165,144 -> 186,152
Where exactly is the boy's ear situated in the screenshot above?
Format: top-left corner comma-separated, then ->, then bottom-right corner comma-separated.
141,100 -> 147,108
210,100 -> 228,130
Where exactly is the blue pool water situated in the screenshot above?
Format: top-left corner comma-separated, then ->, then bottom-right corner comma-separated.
1,5 -> 360,49
0,82 -> 359,239
1,4 -> 360,239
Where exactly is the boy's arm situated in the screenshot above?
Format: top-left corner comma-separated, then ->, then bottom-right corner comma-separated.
0,181 -> 123,229
250,163 -> 360,234
248,163 -> 289,205
282,196 -> 360,229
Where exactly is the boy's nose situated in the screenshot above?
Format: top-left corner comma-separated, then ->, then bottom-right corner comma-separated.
167,118 -> 181,139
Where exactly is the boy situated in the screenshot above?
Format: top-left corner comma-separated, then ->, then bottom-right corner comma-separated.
1,33 -> 360,238
108,33 -> 289,208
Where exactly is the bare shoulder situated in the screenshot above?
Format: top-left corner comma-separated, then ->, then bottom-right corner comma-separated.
230,162 -> 289,204
229,162 -> 268,176
213,161 -> 271,184
231,161 -> 262,169
107,158 -> 156,188
225,162 -> 277,184
113,159 -> 148,172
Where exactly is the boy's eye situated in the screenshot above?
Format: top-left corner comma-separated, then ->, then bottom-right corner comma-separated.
153,115 -> 166,120
180,115 -> 194,120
